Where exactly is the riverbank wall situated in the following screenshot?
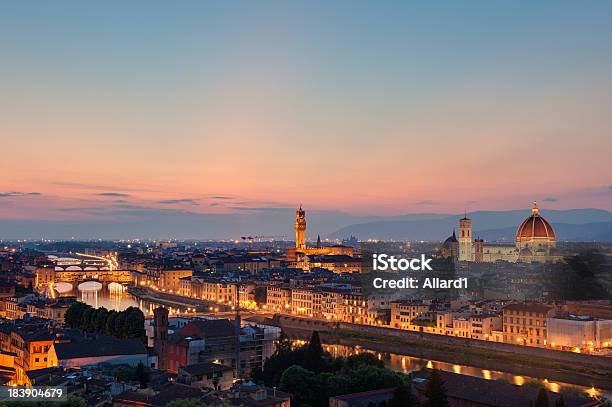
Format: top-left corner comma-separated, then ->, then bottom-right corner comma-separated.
273,315 -> 612,372
127,287 -> 222,311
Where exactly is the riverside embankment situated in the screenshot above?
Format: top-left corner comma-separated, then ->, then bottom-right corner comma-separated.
272,314 -> 612,393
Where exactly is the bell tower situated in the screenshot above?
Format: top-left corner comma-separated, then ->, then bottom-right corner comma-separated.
458,216 -> 473,262
295,205 -> 306,251
153,307 -> 169,370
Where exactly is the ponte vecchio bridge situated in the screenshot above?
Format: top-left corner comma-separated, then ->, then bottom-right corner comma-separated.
36,253 -> 134,291
53,265 -> 134,284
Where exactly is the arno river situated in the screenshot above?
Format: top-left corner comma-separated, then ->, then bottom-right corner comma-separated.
56,281 -> 192,317
62,282 -> 606,401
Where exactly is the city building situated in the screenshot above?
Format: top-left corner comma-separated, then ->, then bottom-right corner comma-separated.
469,314 -> 502,341
177,362 -> 234,390
160,268 -> 193,293
217,383 -> 291,407
0,322 -> 55,385
502,303 -> 554,347
113,382 -> 204,407
291,288 -> 314,317
329,388 -> 395,407
34,262 -> 55,289
391,300 -> 429,329
443,203 -> 561,263
49,336 -> 151,368
305,254 -> 361,273
266,285 -> 292,313
286,206 -> 353,267
547,315 -> 612,352
154,314 -> 273,377
189,276 -> 238,305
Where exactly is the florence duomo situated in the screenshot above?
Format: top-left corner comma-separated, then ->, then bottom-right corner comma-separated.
442,202 -> 562,263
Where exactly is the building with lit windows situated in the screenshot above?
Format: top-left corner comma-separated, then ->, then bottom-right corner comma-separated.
160,269 -> 193,293
291,288 -> 314,317
502,303 -> 554,347
286,206 -> 354,268
390,300 -> 429,329
266,285 -> 291,313
443,202 -> 562,263
547,315 -> 612,352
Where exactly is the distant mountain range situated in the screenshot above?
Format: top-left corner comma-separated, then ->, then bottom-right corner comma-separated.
476,222 -> 612,243
1,208 -> 611,241
328,209 -> 612,242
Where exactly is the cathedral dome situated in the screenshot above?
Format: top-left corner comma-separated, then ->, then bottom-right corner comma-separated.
444,230 -> 458,244
515,202 -> 555,244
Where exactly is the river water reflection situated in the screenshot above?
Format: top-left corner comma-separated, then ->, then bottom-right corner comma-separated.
57,281 -> 191,317
292,341 -> 607,400
61,283 -> 605,401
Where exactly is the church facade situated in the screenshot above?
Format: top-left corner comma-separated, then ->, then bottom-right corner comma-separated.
442,202 -> 562,263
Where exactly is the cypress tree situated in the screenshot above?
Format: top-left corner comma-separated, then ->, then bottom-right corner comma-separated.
65,302 -> 88,328
79,307 -> 94,331
105,311 -> 118,336
423,369 -> 449,407
114,312 -> 127,338
123,307 -> 146,341
534,388 -> 549,407
304,331 -> 325,372
94,307 -> 109,334
554,395 -> 565,407
389,383 -> 413,407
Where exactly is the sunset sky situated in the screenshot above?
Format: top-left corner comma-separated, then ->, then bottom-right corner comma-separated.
1,1 -> 612,227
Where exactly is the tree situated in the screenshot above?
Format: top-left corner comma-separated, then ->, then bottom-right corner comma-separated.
342,352 -> 385,370
94,307 -> 109,333
65,302 -> 88,328
122,307 -> 146,341
105,311 -> 118,336
250,367 -> 264,383
114,311 -> 126,338
79,307 -> 94,332
554,395 -> 566,407
389,383 -> 413,407
135,362 -> 149,388
423,369 -> 449,407
260,345 -> 308,386
552,252 -> 610,300
343,365 -> 406,395
304,331 -> 326,372
114,366 -> 133,382
275,331 -> 292,355
279,365 -> 320,407
534,388 -> 550,407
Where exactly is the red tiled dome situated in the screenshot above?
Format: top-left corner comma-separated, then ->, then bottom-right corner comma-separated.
516,203 -> 555,243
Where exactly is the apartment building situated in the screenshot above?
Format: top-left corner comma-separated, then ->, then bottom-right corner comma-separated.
547,315 -> 612,351
469,314 -> 502,340
266,286 -> 291,313
160,269 -> 193,293
390,300 -> 429,329
503,303 -> 554,347
291,288 -> 313,317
